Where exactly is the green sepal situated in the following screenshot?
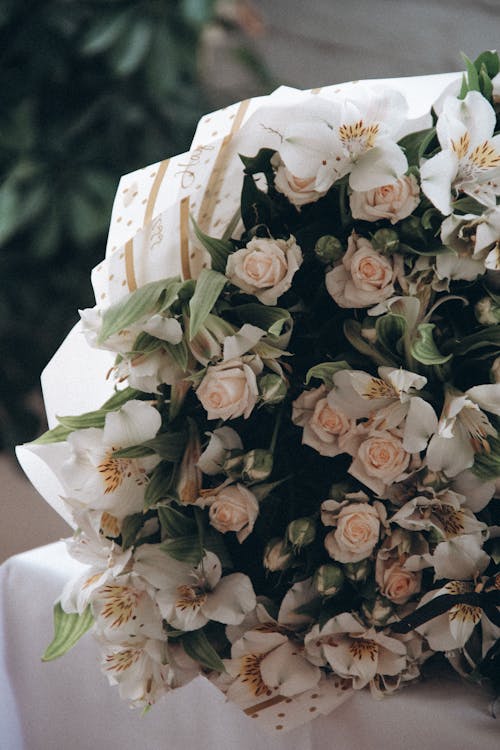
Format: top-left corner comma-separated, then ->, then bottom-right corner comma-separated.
411,323 -> 452,365
180,629 -> 226,673
305,360 -> 351,388
160,535 -> 203,565
189,268 -> 227,339
190,216 -> 233,274
472,435 -> 500,480
98,277 -> 182,343
42,603 -> 94,662
121,513 -> 145,549
376,313 -> 407,359
33,423 -> 73,444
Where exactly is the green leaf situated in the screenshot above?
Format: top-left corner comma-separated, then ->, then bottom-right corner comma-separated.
233,304 -> 291,336
472,434 -> 500,480
180,629 -> 226,673
305,361 -> 351,387
121,513 -> 145,548
241,173 -> 273,231
112,445 -> 155,459
450,326 -> 500,357
163,339 -> 189,372
56,411 -> 107,430
398,127 -> 436,165
343,319 -> 397,367
144,461 -> 177,509
81,11 -> 132,55
474,50 -> 500,78
411,323 -> 453,365
110,19 -> 153,77
160,535 -> 203,565
376,313 -> 407,358
33,424 -> 73,445
451,196 -> 485,215
42,603 -> 94,662
462,53 -> 480,92
479,65 -> 493,101
189,269 -> 227,339
98,278 -> 181,344
190,216 -> 233,273
158,505 -> 197,538
144,431 -> 186,461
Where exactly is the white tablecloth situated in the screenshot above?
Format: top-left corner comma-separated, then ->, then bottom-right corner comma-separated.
1,542 -> 498,750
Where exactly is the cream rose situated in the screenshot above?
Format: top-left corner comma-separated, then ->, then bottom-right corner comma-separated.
292,385 -> 355,457
226,236 -> 302,306
349,429 -> 411,496
272,153 -> 327,207
196,358 -> 259,421
325,232 -> 395,308
375,557 -> 421,605
350,175 -> 420,224
203,484 -> 259,542
324,502 -> 381,563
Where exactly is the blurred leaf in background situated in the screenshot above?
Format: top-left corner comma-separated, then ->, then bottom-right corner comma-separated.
0,0 -> 235,450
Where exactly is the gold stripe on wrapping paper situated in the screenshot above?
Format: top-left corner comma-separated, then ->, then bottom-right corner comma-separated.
124,239 -> 137,292
196,98 -> 251,236
243,695 -> 285,716
180,195 -> 191,280
144,159 -> 170,227
311,87 -> 322,95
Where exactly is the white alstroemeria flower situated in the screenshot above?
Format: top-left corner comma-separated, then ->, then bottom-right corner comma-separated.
197,427 -> 243,476
91,574 -> 165,642
414,581 -> 482,652
426,385 -> 500,477
405,532 -> 490,581
421,91 -> 500,215
451,469 -> 497,513
80,306 -> 182,350
279,86 -> 408,194
328,366 -> 437,453
100,637 -> 170,707
60,400 -> 162,518
135,547 -> 256,632
391,488 -> 488,540
304,612 -> 407,690
115,348 -> 185,393
60,512 -> 132,615
441,207 -> 500,260
223,629 -> 320,708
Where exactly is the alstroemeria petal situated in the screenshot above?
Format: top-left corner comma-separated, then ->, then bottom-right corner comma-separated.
426,431 -> 474,477
420,149 -> 458,215
103,400 -> 161,448
466,383 -> 500,416
430,535 -> 490,580
349,141 -> 408,191
260,641 -> 321,697
203,572 -> 256,625
403,397 -> 438,453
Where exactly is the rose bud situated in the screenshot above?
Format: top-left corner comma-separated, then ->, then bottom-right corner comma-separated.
287,517 -> 316,549
263,538 -> 293,572
343,559 -> 372,582
475,296 -> 500,326
224,448 -> 273,483
258,373 -> 287,405
177,419 -> 202,504
313,564 -> 345,597
314,235 -> 343,264
361,595 -> 395,627
371,228 -> 400,255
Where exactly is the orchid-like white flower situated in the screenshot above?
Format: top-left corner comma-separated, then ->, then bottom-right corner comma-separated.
426,384 -> 500,477
134,546 -> 256,631
91,574 -> 165,642
99,637 -> 170,707
304,612 -> 407,690
278,86 -> 408,194
60,400 -> 162,519
391,488 -> 488,540
414,581 -> 483,652
421,91 -> 500,215
197,427 -> 243,476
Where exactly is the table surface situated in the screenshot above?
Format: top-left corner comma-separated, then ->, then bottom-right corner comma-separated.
1,541 -> 499,750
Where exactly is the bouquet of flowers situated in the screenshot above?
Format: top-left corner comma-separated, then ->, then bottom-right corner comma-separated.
23,52 -> 500,733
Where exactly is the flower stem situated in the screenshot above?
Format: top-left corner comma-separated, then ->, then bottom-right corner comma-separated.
269,403 -> 285,454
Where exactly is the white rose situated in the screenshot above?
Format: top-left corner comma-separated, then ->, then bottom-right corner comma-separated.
196,359 -> 259,421
226,236 -> 303,306
325,232 -> 395,308
350,175 -> 420,224
324,502 -> 381,563
272,153 -> 328,207
203,484 -> 259,542
292,386 -> 355,457
375,556 -> 421,605
349,429 -> 410,496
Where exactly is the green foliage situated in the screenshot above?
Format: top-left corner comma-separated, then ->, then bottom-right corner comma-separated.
42,602 -> 94,661
188,269 -> 227,339
0,1 -> 219,450
180,628 -> 226,672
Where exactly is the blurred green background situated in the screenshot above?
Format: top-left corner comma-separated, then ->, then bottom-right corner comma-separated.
0,0 -> 268,450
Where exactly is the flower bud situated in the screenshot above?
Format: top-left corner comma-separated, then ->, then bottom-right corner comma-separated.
287,517 -> 316,549
314,235 -> 343,264
475,296 -> 500,326
177,419 -> 202,504
263,538 -> 293,571
371,228 -> 399,255
361,596 -> 394,626
491,357 -> 500,383
343,559 -> 372,582
224,449 -> 273,483
400,215 -> 427,245
258,373 -> 287,405
313,564 -> 344,596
